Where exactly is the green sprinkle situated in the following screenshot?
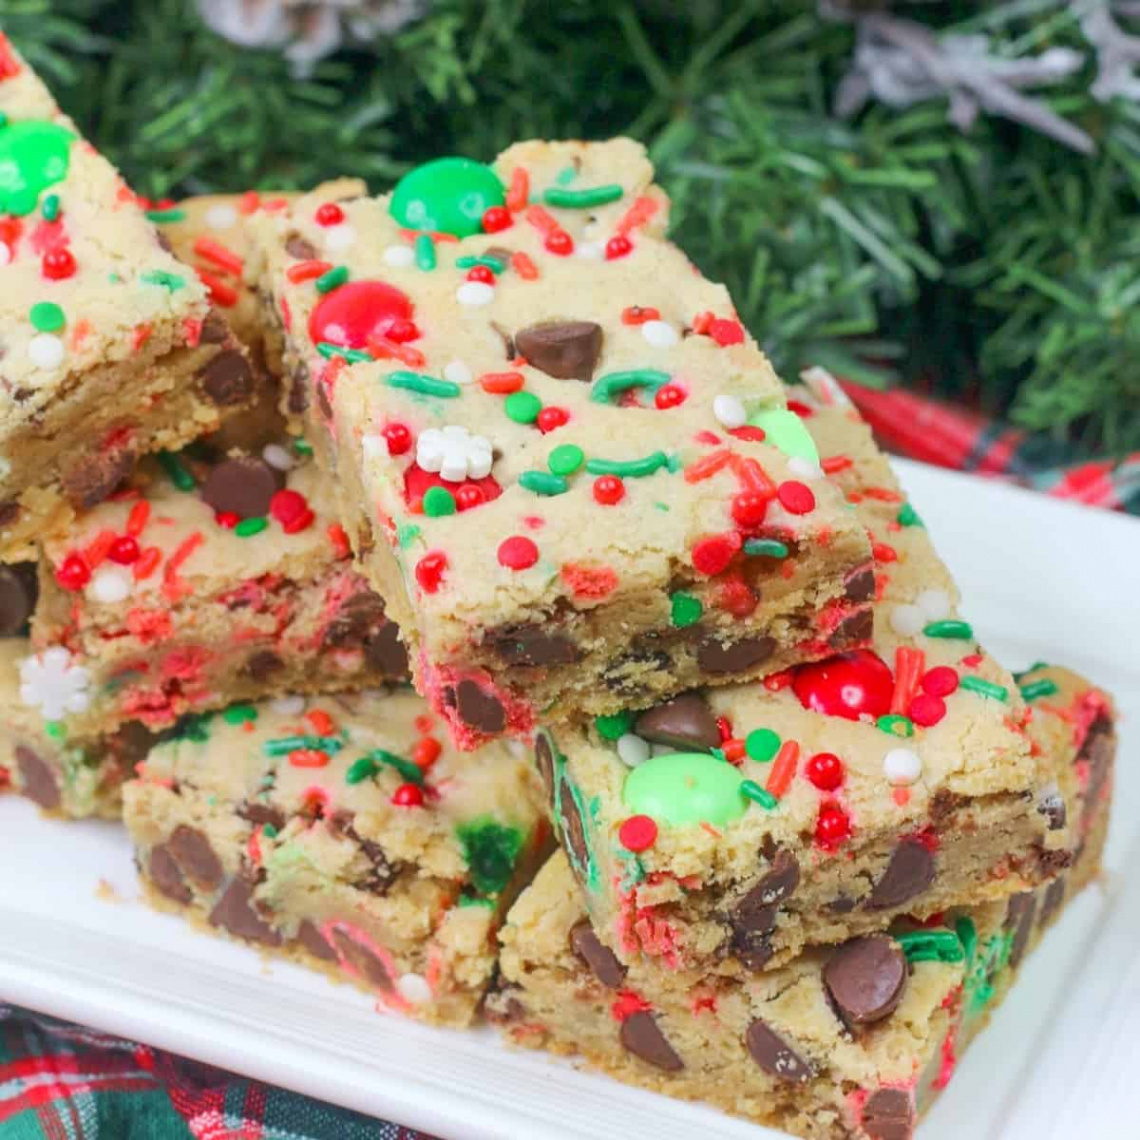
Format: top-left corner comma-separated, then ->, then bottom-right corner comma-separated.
140,270 -> 186,291
345,756 -> 379,785
585,451 -> 669,478
414,232 -> 436,271
877,714 -> 915,738
591,369 -> 670,404
458,894 -> 497,909
956,915 -> 978,964
745,728 -> 781,763
544,184 -> 624,208
743,538 -> 789,559
457,818 -> 525,895
222,704 -> 258,725
740,780 -> 778,810
262,823 -> 279,839
263,735 -> 345,757
897,929 -> 965,964
45,720 -> 65,740
554,164 -> 578,186
897,502 -> 923,527
505,390 -> 542,423
145,207 -> 186,224
548,444 -> 584,476
596,711 -> 634,741
235,517 -> 267,537
960,675 -> 1009,702
385,370 -> 461,398
397,522 -> 422,549
1019,678 -> 1058,702
670,591 -> 702,628
293,439 -> 313,456
520,470 -> 568,496
41,193 -> 60,221
30,301 -> 64,332
316,341 -> 371,363
923,620 -> 974,640
315,265 -> 349,293
157,451 -> 195,491
423,486 -> 456,516
455,254 -> 505,273
360,748 -> 423,785
0,112 -> 8,129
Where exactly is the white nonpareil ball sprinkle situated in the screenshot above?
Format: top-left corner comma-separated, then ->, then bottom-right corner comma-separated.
205,203 -> 239,230
87,566 -> 132,605
890,604 -> 925,637
641,320 -> 679,348
916,588 -> 952,621
383,244 -> 415,268
456,281 -> 494,307
883,747 -> 923,786
396,973 -> 433,1005
443,360 -> 473,386
262,443 -> 296,471
575,242 -> 604,260
269,695 -> 306,715
616,733 -> 651,767
713,394 -> 746,429
28,334 -> 64,370
324,224 -> 357,252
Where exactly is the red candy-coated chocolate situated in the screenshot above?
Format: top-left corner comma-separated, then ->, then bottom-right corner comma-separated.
42,247 -> 76,280
537,406 -> 569,433
498,535 -> 539,570
709,318 -> 744,346
605,234 -> 633,260
805,751 -> 844,791
269,489 -> 308,525
777,480 -> 815,515
108,536 -> 140,565
921,665 -> 959,697
593,475 -> 624,505
466,264 -> 494,284
654,384 -> 686,409
791,650 -> 894,721
692,532 -> 740,576
308,280 -> 413,350
391,783 -> 425,807
815,804 -> 851,848
731,491 -> 769,528
619,814 -> 658,852
215,511 -> 239,529
717,574 -> 758,617
315,202 -> 345,226
455,485 -> 485,511
56,554 -> 90,591
544,230 -> 573,256
381,422 -> 412,455
481,206 -> 512,233
908,693 -> 947,727
415,551 -> 448,593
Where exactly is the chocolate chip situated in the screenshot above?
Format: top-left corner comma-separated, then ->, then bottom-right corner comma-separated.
285,235 -> 316,260
0,500 -> 19,528
484,246 -> 514,265
634,693 -> 720,751
828,894 -> 856,914
167,824 -> 224,890
288,366 -> 310,413
824,935 -> 907,1027
365,622 -> 409,676
200,349 -> 254,407
601,646 -> 672,694
569,920 -> 626,988
1005,891 -> 1037,968
733,850 -> 800,937
862,1088 -> 914,1140
329,927 -> 394,992
865,840 -> 935,911
244,650 -> 284,680
535,733 -> 556,809
323,591 -> 387,649
619,1011 -> 683,1072
356,837 -> 399,895
483,979 -> 526,1025
695,633 -> 775,674
731,925 -> 775,971
830,607 -> 873,647
929,788 -> 966,825
148,844 -> 192,904
515,320 -> 603,381
1039,877 -> 1066,928
484,622 -> 581,668
200,310 -> 230,344
199,456 -> 283,519
1079,715 -> 1114,827
15,744 -> 60,810
237,800 -> 286,832
0,563 -> 37,636
559,774 -> 591,886
295,918 -> 337,962
453,679 -> 505,735
61,441 -> 137,510
745,1019 -> 813,1083
208,876 -> 282,946
844,562 -> 876,602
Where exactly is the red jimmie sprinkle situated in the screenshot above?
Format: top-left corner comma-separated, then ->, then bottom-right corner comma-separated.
328,523 -> 351,560
498,535 -> 539,570
413,737 -> 442,771
289,749 -> 330,769
193,237 -> 243,276
415,551 -> 447,593
777,480 -> 815,515
619,815 -> 658,853
622,306 -> 660,325
692,532 -> 741,576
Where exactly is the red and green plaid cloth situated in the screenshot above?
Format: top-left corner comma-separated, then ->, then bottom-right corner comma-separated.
2,384 -> 1136,1140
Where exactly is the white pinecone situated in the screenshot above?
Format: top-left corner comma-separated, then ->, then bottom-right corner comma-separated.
197,0 -> 427,67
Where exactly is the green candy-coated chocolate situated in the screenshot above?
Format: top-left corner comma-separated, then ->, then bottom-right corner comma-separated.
29,301 -> 64,332
669,591 -> 702,628
423,485 -> 456,516
548,444 -> 584,476
390,157 -> 505,239
623,752 -> 747,827
747,407 -> 819,463
0,120 -> 74,216
596,711 -> 634,741
744,727 -> 780,762
505,390 -> 542,424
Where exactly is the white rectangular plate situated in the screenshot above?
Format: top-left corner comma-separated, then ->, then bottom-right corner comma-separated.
2,460 -> 1138,1140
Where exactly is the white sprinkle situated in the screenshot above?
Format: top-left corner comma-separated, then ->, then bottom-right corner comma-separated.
916,588 -> 952,621
28,334 -> 64,370
616,733 -> 651,767
456,281 -> 495,307
270,695 -> 306,715
262,443 -> 296,471
443,360 -> 473,386
205,203 -> 239,230
883,747 -> 922,786
890,604 -> 925,637
383,244 -> 415,268
87,566 -> 132,605
575,242 -> 604,260
361,434 -> 387,462
0,241 -> 11,266
583,221 -> 605,241
787,457 -> 823,481
396,973 -> 433,1005
324,224 -> 357,252
641,320 -> 678,348
712,394 -> 747,429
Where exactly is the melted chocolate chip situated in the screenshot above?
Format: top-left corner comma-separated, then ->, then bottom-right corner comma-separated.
148,844 -> 192,904
1005,891 -> 1037,968
238,800 -> 286,832
323,591 -> 387,649
61,441 -> 137,511
844,562 -> 876,603
356,837 -> 399,895
861,1088 -> 915,1140
200,310 -> 229,344
208,877 -> 282,946
929,788 -> 967,825
695,633 -> 776,674
15,744 -> 60,810
289,366 -> 310,413
285,235 -> 317,260
329,927 -> 394,992
1079,714 -> 1114,827
484,622 -> 581,667
865,840 -> 936,911
731,925 -> 775,972
244,650 -> 284,680
830,607 -> 873,647
365,622 -> 409,676
732,850 -> 801,938
745,1018 -> 813,1083
535,734 -> 556,810
634,693 -> 720,751
1039,877 -> 1066,928
559,774 -> 591,886
515,320 -> 603,381
569,920 -> 626,989
167,825 -> 224,890
0,563 -> 37,636
619,1011 -> 683,1072
823,935 -> 907,1027
199,456 -> 283,519
452,679 -> 506,734
0,500 -> 19,528
295,918 -> 337,962
200,349 -> 254,407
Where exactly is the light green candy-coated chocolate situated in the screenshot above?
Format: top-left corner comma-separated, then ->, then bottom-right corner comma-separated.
389,157 -> 504,239
748,408 -> 819,463
623,752 -> 747,827
0,120 -> 74,216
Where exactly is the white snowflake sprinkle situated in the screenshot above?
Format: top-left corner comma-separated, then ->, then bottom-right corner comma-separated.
382,244 -> 415,268
455,281 -> 495,307
324,224 -> 357,252
417,425 -> 493,483
890,604 -> 925,637
713,394 -> 747,429
262,443 -> 296,472
28,334 -> 64,370
641,320 -> 679,348
87,566 -> 132,605
19,647 -> 91,721
883,747 -> 922,786
443,360 -> 474,386
616,733 -> 651,767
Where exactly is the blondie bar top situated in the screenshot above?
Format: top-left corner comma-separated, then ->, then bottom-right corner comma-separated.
24,442 -> 407,740
0,37 -> 254,559
249,138 -> 874,747
123,689 -> 549,1025
535,374 -> 1089,975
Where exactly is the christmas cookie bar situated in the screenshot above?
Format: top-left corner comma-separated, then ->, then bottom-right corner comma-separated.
534,374 -> 1090,977
24,441 -> 407,743
122,689 -> 550,1026
247,138 -> 874,748
0,37 -> 255,560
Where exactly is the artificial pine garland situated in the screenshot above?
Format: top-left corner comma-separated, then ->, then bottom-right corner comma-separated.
5,0 -> 1139,455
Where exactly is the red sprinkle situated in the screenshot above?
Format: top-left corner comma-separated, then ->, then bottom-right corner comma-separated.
193,236 -> 244,276
505,167 -> 529,213
908,693 -> 947,727
777,480 -> 815,515
328,523 -> 351,560
786,399 -> 814,418
544,229 -> 573,256
821,455 -> 853,474
709,318 -> 744,346
413,737 -> 442,771
133,547 -> 162,581
196,268 -> 237,307
872,542 -> 898,563
716,716 -> 733,742
455,485 -> 485,511
286,259 -> 333,284
42,247 -> 76,280
805,752 -> 844,792
315,202 -> 345,227
381,422 -> 412,455
815,804 -> 851,848
480,371 -> 524,394
731,491 -> 769,528
722,738 -> 747,764
619,815 -> 658,853
392,783 -> 425,807
922,666 -> 959,697
593,475 -> 625,505
728,426 -> 766,443
691,532 -> 741,576
482,206 -> 512,233
622,306 -> 660,325
605,234 -> 633,260
466,264 -> 495,284
498,535 -> 539,570
537,406 -> 569,433
108,536 -> 140,565
385,318 -> 420,343
126,500 -> 151,537
654,384 -> 686,409
55,554 -> 90,591
765,739 -> 800,798
415,551 -> 448,593
289,749 -> 330,769
511,252 -> 538,280
215,511 -> 239,529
